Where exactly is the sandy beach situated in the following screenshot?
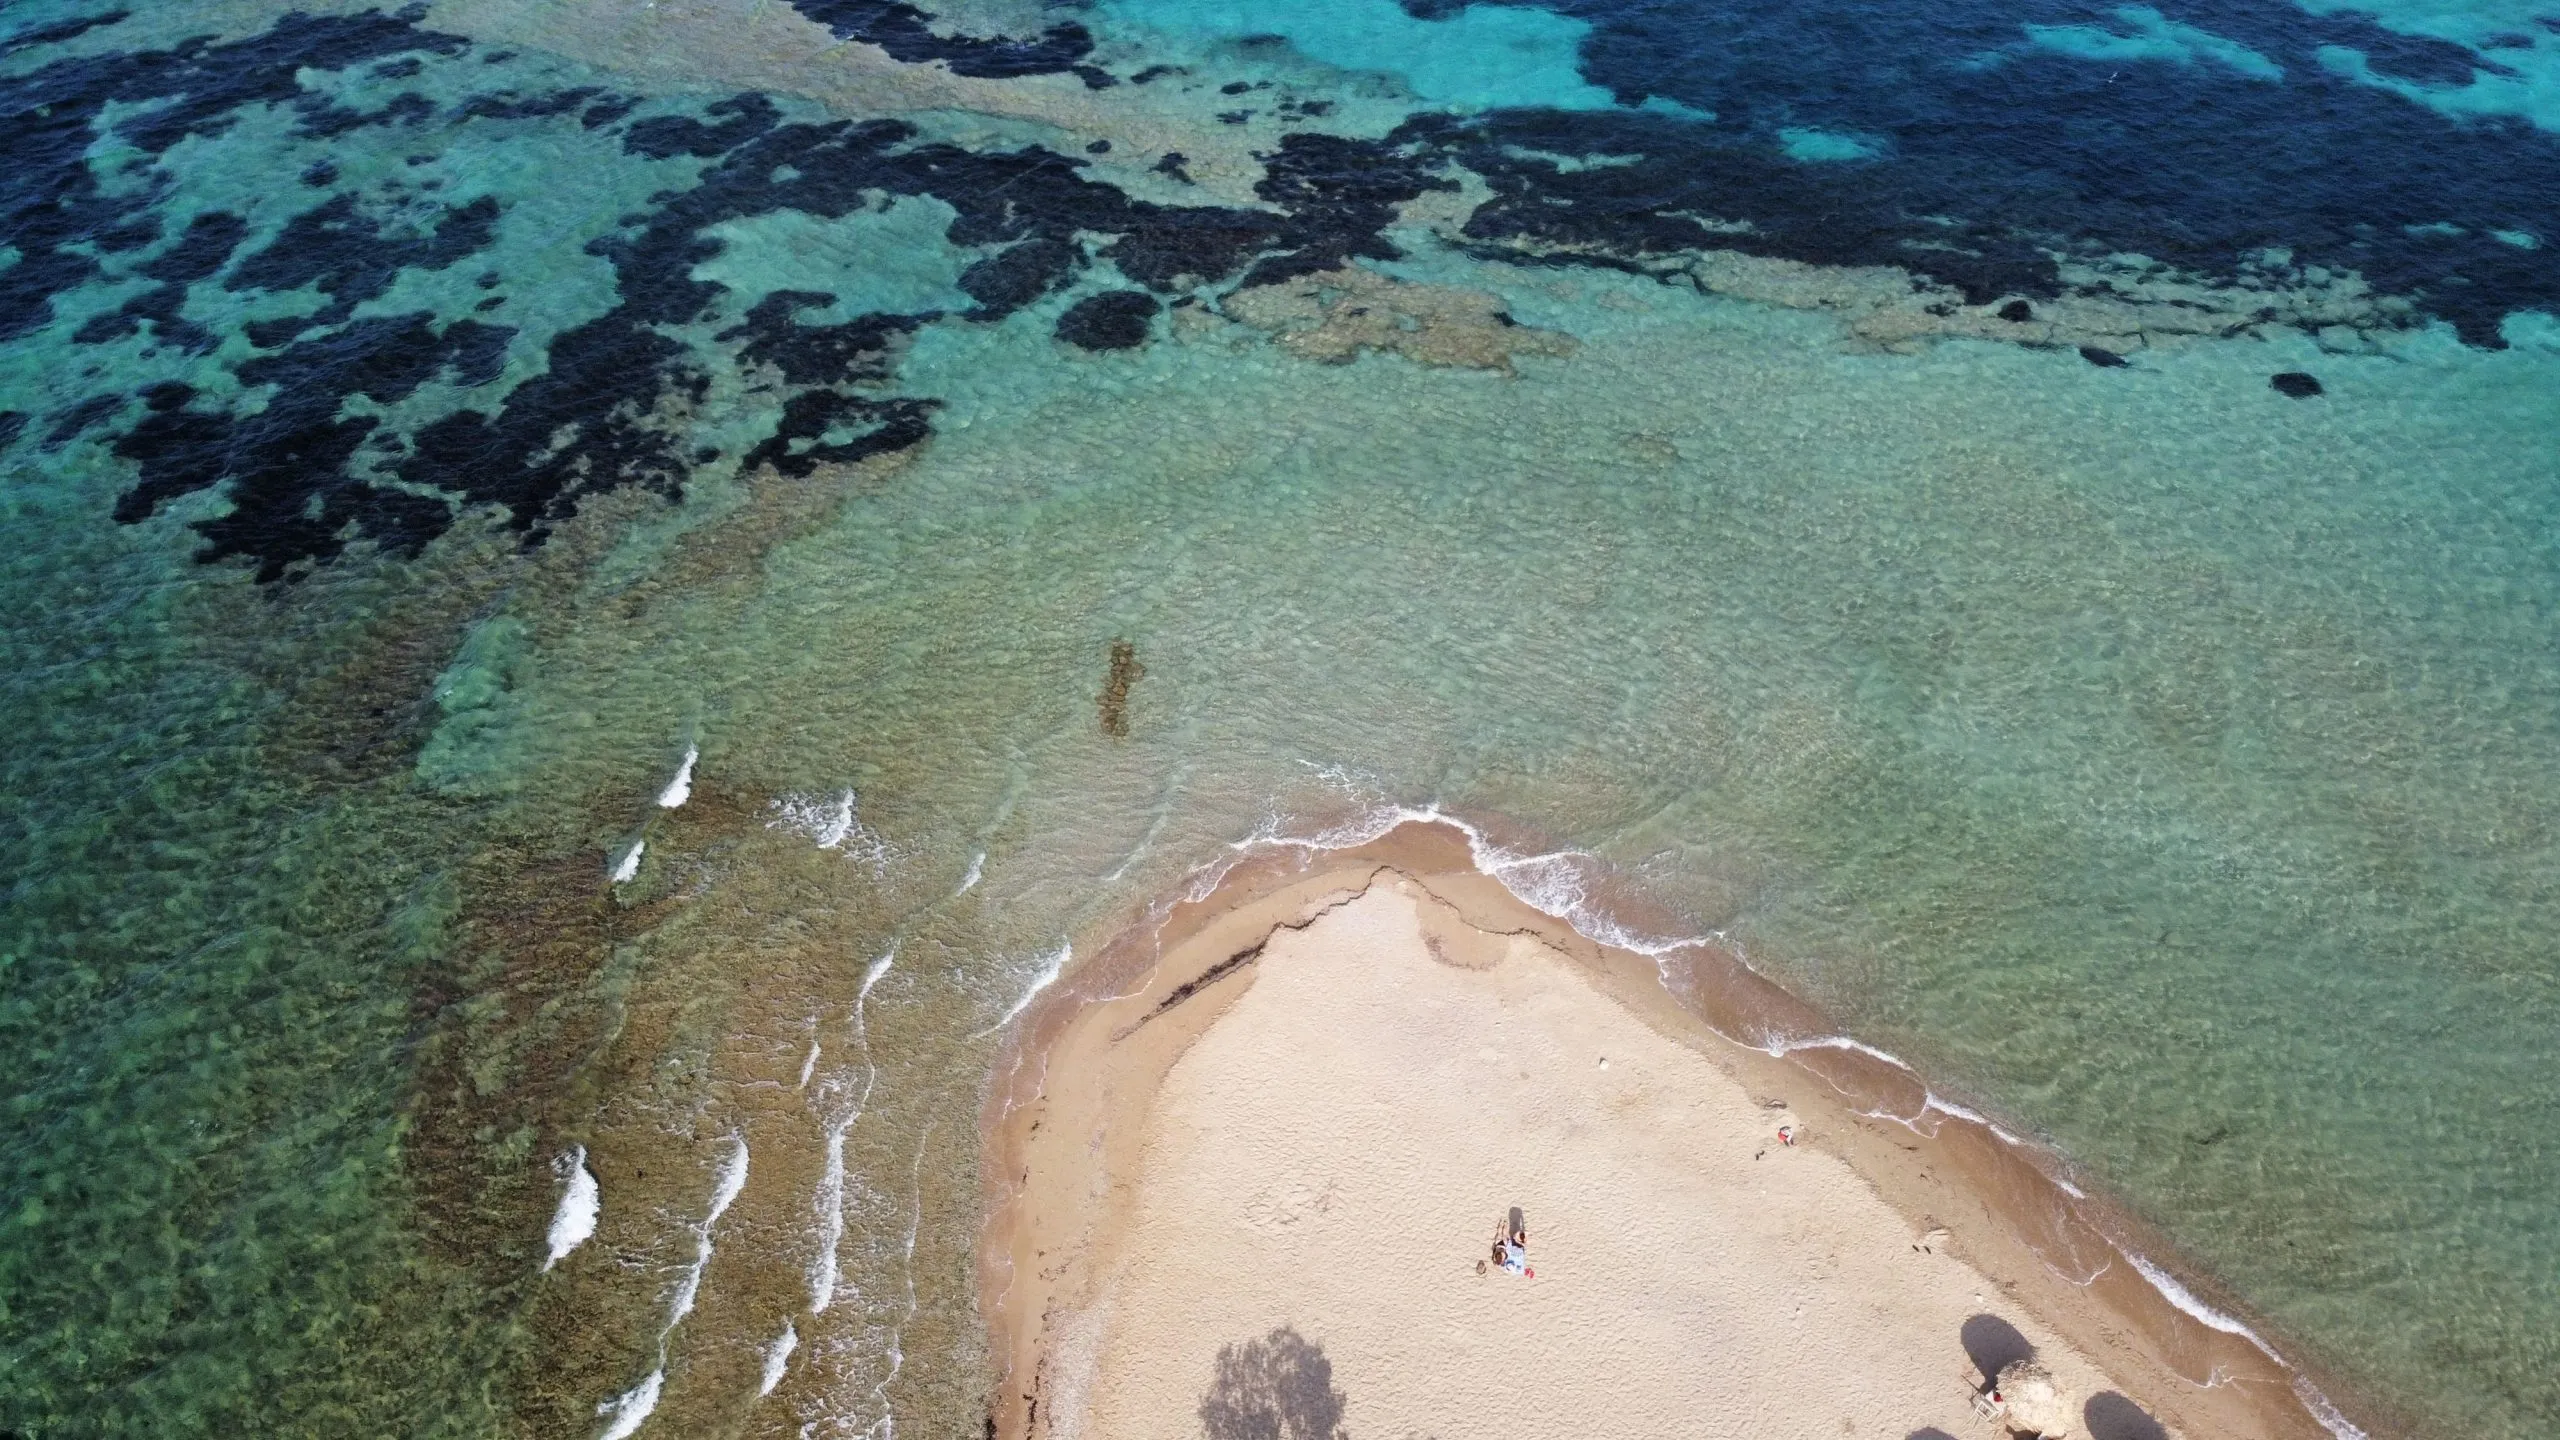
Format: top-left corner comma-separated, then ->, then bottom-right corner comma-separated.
983,823 -> 2344,1440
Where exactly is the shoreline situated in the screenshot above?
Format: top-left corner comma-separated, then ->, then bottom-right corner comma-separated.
979,816 -> 2381,1440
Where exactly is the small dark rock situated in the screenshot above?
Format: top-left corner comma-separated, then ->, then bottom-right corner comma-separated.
2079,345 -> 2128,368
1056,290 -> 1160,350
1100,638 -> 1144,736
2271,371 -> 2324,398
1998,299 -> 2034,323
1085,138 -> 1111,153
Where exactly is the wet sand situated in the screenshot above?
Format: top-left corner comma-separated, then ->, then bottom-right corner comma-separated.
983,821 -> 2348,1440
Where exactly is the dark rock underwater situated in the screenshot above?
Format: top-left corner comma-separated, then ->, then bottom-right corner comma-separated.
1,0 -> 2552,581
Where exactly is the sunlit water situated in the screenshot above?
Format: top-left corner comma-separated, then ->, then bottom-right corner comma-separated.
2,0 -> 2555,1435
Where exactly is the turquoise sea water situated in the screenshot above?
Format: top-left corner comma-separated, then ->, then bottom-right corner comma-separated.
2,0 -> 2556,1435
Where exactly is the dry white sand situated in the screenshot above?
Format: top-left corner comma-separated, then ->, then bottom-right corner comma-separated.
1046,881 -> 2165,1440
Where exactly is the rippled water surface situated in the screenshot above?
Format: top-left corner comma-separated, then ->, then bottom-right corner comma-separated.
2,0 -> 2555,1434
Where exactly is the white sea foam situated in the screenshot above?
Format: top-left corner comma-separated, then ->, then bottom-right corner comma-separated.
1918,1093 -> 2028,1146
859,947 -> 897,1010
811,947 -> 896,1313
595,1368 -> 662,1440
1766,1032 -> 1911,1067
610,840 -> 645,884
758,1320 -> 798,1398
707,1134 -> 750,1218
797,1037 -> 822,1090
974,941 -> 1070,1038
809,1123 -> 849,1313
957,850 -> 985,893
657,746 -> 698,809
585,1133 -> 753,1432
770,789 -> 890,868
814,790 -> 856,848
543,1147 -> 600,1272
670,1135 -> 751,1330
2124,1249 -> 2282,1361
2293,1375 -> 2373,1440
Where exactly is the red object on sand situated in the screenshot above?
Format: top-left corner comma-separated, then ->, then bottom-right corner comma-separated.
1524,1267 -> 1534,1278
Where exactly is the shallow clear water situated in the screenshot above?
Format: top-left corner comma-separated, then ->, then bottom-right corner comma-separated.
2,0 -> 2556,1435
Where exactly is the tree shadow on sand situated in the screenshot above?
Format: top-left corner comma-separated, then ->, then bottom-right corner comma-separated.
2084,1391 -> 2171,1440
1960,1312 -> 2036,1382
1199,1325 -> 1350,1440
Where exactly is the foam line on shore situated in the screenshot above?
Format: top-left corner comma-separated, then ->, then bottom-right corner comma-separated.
2125,1249 -> 2283,1362
2295,1375 -> 2374,1440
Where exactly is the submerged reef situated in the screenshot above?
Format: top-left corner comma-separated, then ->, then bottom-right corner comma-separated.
7,0 -> 2555,589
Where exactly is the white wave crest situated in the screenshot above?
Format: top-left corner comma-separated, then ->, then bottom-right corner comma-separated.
595,1368 -> 662,1440
669,1135 -> 751,1330
759,1320 -> 798,1398
610,840 -> 645,884
974,941 -> 1069,1039
859,947 -> 897,1010
543,1146 -> 600,1272
657,746 -> 698,809
809,1123 -> 849,1313
810,947 -> 897,1313
770,789 -> 890,868
586,1134 -> 748,1433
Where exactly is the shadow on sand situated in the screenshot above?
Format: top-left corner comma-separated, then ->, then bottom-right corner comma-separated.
1960,1312 -> 2036,1382
1199,1325 -> 1350,1440
2085,1390 -> 2171,1440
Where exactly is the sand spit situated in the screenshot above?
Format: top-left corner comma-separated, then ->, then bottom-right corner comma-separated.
982,821 -> 2361,1440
